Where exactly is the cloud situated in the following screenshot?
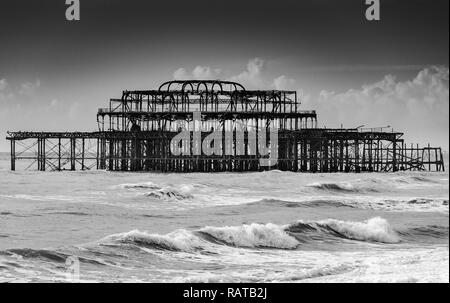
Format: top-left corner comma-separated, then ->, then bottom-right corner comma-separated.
173,58 -> 296,90
307,66 -> 449,146
193,66 -> 222,79
299,64 -> 428,73
273,75 -> 296,90
0,78 -> 92,152
173,68 -> 189,79
171,61 -> 447,147
173,66 -> 222,80
0,78 -> 15,104
68,102 -> 81,120
19,80 -> 41,97
228,58 -> 296,90
228,58 -> 266,88
1,79 -> 42,107
0,79 -> 8,91
50,99 -> 59,107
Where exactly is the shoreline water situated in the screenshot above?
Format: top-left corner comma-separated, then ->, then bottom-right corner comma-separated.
0,156 -> 448,282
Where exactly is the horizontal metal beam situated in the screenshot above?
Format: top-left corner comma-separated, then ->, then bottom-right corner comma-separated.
97,111 -> 317,119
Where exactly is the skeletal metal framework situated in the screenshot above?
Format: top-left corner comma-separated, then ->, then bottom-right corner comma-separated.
6,80 -> 445,172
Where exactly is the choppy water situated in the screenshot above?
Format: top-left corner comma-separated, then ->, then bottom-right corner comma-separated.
0,154 -> 448,282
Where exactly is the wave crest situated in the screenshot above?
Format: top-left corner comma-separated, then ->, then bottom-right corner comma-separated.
307,182 -> 357,192
199,223 -> 298,249
6,248 -> 69,263
288,217 -> 400,244
101,229 -> 205,252
115,182 -> 160,189
100,217 -> 401,255
144,188 -> 193,201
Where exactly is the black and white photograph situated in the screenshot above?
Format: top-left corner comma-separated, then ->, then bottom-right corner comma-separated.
0,0 -> 448,288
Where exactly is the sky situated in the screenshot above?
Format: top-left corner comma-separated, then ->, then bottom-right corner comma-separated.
0,0 -> 448,151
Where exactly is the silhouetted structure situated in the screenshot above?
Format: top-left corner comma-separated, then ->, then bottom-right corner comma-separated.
6,80 -> 445,172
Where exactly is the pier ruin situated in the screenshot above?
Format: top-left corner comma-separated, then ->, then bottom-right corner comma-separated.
6,80 -> 445,172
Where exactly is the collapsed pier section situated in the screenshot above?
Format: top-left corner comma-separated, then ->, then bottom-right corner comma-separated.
6,80 -> 446,173
6,129 -> 445,172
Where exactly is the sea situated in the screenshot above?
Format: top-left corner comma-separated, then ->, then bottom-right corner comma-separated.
0,152 -> 448,282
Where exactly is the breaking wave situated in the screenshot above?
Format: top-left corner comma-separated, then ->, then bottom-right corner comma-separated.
199,223 -> 299,249
115,181 -> 194,201
5,248 -> 69,263
115,182 -> 160,189
2,216 -> 446,283
392,175 -> 439,184
144,188 -> 194,201
99,217 -> 403,253
397,225 -> 449,242
287,217 -> 400,244
100,223 -> 298,251
249,196 -> 448,213
248,199 -> 355,209
100,229 -> 206,252
319,217 -> 400,243
306,174 -> 444,194
2,218 -> 444,272
307,182 -> 358,192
